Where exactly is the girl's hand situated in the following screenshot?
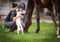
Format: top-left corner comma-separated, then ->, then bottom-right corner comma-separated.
13,17 -> 17,21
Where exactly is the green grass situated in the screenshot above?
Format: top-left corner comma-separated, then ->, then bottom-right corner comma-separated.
0,22 -> 60,42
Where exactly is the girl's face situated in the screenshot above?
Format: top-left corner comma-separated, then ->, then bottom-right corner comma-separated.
19,8 -> 23,12
16,7 -> 23,12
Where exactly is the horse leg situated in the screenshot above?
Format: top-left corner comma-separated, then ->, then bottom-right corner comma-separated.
48,7 -> 57,28
34,3 -> 40,33
35,9 -> 40,33
24,0 -> 34,33
57,14 -> 60,35
24,17 -> 32,32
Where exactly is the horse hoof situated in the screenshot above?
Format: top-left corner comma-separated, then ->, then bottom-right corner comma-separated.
35,31 -> 39,33
24,30 -> 28,33
35,29 -> 40,33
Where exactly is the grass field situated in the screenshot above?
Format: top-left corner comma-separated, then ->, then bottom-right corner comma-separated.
0,22 -> 60,42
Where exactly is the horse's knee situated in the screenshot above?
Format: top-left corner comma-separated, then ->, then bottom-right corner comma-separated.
24,19 -> 32,32
25,20 -> 32,28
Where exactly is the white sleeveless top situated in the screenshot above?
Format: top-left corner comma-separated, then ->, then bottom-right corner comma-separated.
16,10 -> 26,16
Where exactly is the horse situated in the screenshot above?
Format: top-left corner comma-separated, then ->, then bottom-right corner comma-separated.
23,0 -> 57,33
